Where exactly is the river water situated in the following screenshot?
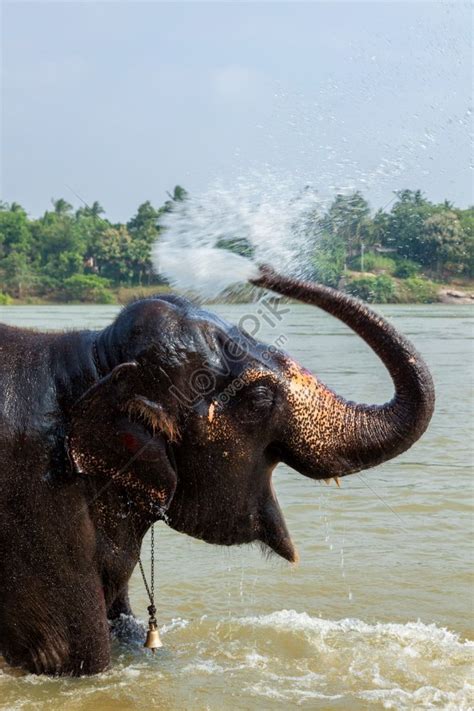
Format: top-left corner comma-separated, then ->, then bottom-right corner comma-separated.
0,303 -> 472,710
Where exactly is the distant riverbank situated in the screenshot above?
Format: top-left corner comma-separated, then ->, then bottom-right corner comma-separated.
1,277 -> 473,307
1,189 -> 473,309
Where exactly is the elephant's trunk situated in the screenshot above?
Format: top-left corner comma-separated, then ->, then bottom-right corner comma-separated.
251,268 -> 435,479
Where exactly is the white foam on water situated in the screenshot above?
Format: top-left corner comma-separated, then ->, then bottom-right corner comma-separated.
181,660 -> 225,675
358,684 -> 474,711
109,612 -> 146,647
245,681 -> 345,703
237,608 -> 472,647
163,610 -> 473,709
1,611 -> 472,710
160,616 -> 190,634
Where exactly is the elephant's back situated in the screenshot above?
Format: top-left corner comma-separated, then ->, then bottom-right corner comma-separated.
0,325 -> 59,455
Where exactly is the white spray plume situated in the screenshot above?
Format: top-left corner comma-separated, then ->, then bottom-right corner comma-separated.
152,179 -> 322,299
152,246 -> 259,299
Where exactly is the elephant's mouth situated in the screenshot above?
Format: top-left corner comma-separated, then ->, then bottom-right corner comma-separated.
258,485 -> 298,563
165,459 -> 298,564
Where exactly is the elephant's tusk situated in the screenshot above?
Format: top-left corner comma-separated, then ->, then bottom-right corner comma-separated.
323,477 -> 341,487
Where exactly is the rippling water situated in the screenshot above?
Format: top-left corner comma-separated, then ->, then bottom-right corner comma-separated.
0,303 -> 472,710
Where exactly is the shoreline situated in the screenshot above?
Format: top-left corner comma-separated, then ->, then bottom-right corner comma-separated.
2,297 -> 473,307
1,284 -> 473,307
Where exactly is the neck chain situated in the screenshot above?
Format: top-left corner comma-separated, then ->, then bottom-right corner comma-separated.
134,521 -> 163,652
96,341 -> 162,651
138,523 -> 155,610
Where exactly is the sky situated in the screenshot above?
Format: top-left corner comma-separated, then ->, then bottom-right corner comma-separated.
1,1 -> 472,220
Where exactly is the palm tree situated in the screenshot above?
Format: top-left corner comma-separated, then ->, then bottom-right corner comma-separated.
89,201 -> 105,218
52,198 -> 73,215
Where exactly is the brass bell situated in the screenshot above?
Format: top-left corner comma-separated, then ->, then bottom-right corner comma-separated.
144,621 -> 163,652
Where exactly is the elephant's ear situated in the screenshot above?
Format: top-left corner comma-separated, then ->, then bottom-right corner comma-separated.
67,362 -> 178,514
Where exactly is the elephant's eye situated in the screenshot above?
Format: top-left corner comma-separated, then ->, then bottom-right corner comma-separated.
246,385 -> 274,412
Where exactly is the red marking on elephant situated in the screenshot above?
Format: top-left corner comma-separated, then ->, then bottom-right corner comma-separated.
120,432 -> 140,452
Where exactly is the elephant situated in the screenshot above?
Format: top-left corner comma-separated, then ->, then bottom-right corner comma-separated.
0,267 -> 434,676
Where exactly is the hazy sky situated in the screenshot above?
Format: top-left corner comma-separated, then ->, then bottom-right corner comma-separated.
2,1 -> 472,220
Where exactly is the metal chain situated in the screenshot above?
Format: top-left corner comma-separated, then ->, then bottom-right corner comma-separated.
151,523 -> 155,602
137,523 -> 156,620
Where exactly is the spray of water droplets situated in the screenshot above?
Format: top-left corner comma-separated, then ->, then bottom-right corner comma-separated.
152,3 -> 471,299
152,178 -> 327,298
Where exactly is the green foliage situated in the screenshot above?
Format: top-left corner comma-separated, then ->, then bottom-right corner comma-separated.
0,188 -> 472,303
393,259 -> 420,278
92,225 -> 134,284
318,191 -> 372,263
0,252 -> 37,298
350,252 -> 397,274
76,201 -> 105,219
162,185 -> 189,213
346,274 -> 396,303
52,198 -> 73,215
0,206 -> 31,253
421,211 -> 466,275
370,190 -> 471,278
396,277 -> 439,304
377,190 -> 435,263
311,189 -> 473,302
0,292 -> 12,305
457,207 -> 474,278
313,234 -> 346,287
0,187 -> 186,301
61,274 -> 114,303
126,201 -> 162,285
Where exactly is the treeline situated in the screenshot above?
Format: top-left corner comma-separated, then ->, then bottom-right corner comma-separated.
0,186 -> 188,304
0,187 -> 472,304
308,189 -> 473,303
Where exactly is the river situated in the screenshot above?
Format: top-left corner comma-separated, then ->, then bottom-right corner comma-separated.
0,303 -> 472,710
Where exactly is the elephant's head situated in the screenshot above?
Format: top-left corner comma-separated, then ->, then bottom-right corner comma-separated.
68,268 -> 434,562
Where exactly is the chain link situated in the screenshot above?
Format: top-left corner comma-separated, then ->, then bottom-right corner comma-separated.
151,524 -> 155,602
136,523 -> 156,618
